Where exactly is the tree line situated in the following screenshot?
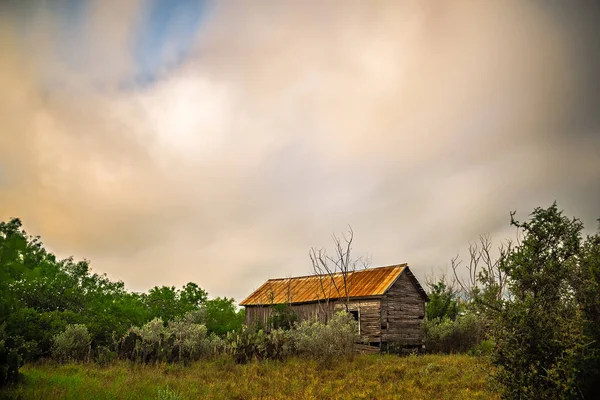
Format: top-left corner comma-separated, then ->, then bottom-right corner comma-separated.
0,218 -> 243,384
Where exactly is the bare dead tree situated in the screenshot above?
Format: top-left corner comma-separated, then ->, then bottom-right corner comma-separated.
451,234 -> 512,310
309,226 -> 370,317
310,247 -> 337,322
425,267 -> 458,293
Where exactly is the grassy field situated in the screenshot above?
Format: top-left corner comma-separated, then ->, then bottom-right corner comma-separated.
1,354 -> 498,400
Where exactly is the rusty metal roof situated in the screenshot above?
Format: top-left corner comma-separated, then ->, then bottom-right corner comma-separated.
240,264 -> 408,306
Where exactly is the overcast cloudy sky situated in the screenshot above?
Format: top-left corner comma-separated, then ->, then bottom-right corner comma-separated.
1,1 -> 599,301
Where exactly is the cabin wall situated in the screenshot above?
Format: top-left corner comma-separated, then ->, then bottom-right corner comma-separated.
333,298 -> 381,343
244,298 -> 382,342
380,272 -> 426,346
245,302 -> 333,328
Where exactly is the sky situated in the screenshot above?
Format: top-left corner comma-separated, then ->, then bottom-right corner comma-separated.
1,1 -> 599,302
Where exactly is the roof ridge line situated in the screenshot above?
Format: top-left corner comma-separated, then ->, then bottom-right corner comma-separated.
265,263 -> 407,281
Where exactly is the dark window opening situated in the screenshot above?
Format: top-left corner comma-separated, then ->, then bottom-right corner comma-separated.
418,315 -> 424,320
349,310 -> 359,321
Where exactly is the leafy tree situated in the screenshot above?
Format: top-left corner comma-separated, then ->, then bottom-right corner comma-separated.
144,283 -> 208,323
426,279 -> 459,321
0,217 -> 216,362
570,223 -> 600,398
144,286 -> 181,322
481,204 -> 597,399
180,282 -> 208,308
203,297 -> 244,336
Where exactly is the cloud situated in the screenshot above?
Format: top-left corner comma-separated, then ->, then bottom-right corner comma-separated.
1,1 -> 599,300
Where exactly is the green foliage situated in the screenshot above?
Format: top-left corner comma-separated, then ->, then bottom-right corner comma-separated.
144,284 -> 207,322
0,334 -> 22,387
130,318 -> 170,363
0,217 -> 244,367
203,297 -> 244,336
223,311 -> 358,366
116,316 -> 213,364
426,279 -> 459,321
470,339 -> 496,356
477,204 -> 599,399
52,324 -> 91,363
424,313 -> 485,354
571,225 -> 600,398
225,326 -> 294,363
168,316 -> 209,362
95,345 -> 117,366
291,311 -> 359,367
268,303 -> 298,330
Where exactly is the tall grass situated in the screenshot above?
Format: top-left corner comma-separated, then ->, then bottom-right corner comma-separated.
2,354 -> 498,400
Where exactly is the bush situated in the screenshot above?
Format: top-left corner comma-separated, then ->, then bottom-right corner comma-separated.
168,317 -> 209,362
470,339 -> 495,356
0,337 -> 21,387
268,304 -> 298,330
52,324 -> 91,362
206,333 -> 226,356
96,345 -> 117,366
225,326 -> 294,363
424,313 -> 485,354
291,311 -> 358,366
118,317 -> 213,363
135,317 -> 170,362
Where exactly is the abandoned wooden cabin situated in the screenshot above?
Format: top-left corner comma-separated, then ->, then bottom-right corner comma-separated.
239,264 -> 429,350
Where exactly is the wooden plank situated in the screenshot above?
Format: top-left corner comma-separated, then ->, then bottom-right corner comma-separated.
355,344 -> 380,354
380,272 -> 426,346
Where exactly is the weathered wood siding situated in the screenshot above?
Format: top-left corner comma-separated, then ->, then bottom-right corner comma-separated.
244,302 -> 334,327
244,298 -> 382,342
333,299 -> 381,343
380,272 -> 426,346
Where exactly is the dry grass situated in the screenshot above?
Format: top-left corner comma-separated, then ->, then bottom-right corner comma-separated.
2,354 -> 499,400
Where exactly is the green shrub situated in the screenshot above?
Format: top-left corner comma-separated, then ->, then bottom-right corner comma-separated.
225,326 -> 294,363
291,311 -> 359,366
96,345 -> 117,366
426,280 -> 459,321
424,313 -> 484,354
0,337 -> 21,387
168,318 -> 209,362
268,304 -> 298,330
135,318 -> 170,363
118,317 -> 214,364
52,324 -> 91,362
470,339 -> 495,356
206,333 -> 226,356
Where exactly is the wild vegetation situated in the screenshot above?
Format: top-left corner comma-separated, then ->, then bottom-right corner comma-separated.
0,218 -> 243,385
1,203 -> 599,400
423,204 -> 600,399
1,354 -> 495,400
